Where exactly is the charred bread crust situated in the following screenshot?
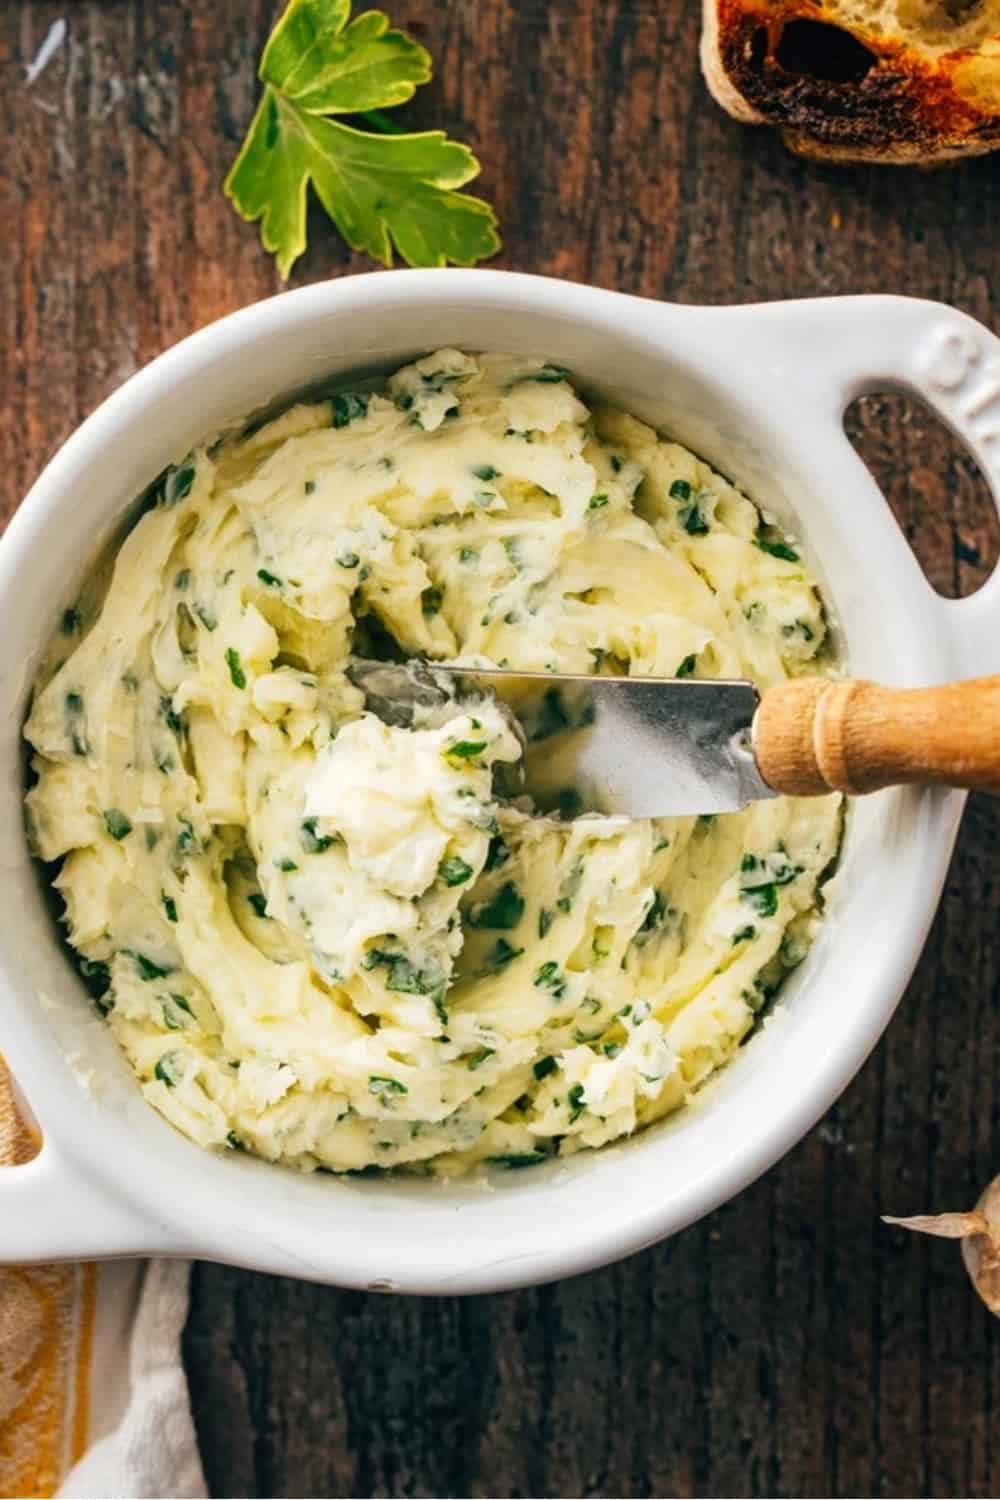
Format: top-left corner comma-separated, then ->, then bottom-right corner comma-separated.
702,0 -> 1000,163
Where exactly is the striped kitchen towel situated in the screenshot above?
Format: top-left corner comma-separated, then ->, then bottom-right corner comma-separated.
0,1058 -> 205,1499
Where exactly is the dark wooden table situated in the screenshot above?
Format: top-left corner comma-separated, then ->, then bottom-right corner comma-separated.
5,2 -> 1000,1495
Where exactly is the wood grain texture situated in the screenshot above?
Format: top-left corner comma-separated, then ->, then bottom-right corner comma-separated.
756,676 -> 1000,796
4,1 -> 1000,1495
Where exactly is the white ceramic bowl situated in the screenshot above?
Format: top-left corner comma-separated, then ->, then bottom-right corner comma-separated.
2,272 -> 998,1293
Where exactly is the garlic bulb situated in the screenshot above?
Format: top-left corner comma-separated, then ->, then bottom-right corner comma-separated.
884,1175 -> 1000,1316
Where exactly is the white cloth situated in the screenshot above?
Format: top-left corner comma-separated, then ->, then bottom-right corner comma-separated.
58,1260 -> 206,1500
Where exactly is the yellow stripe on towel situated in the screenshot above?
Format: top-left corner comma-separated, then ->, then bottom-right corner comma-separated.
0,1057 -> 96,1499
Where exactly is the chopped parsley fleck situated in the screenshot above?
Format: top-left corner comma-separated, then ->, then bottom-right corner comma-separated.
588,493 -> 609,511
368,1074 -> 407,1097
439,855 -> 474,887
445,738 -> 488,761
103,808 -> 132,841
676,654 -> 697,678
162,994 -> 193,1031
669,479 -> 692,500
485,938 -> 523,972
533,1055 -> 558,1081
366,950 -> 442,996
225,648 -> 246,689
473,464 -> 499,481
154,1054 -> 181,1087
732,924 -> 757,944
538,908 -> 553,938
304,479 -> 316,495
162,895 -> 178,924
131,951 -> 172,981
169,465 -> 195,502
459,546 -> 479,564
507,363 -> 569,387
248,893 -> 269,919
485,834 -> 509,871
534,961 -> 566,998
195,604 -> 217,632
174,569 -> 190,590
160,696 -> 184,735
469,881 -> 524,930
422,586 -> 444,617
741,884 -> 778,918
60,606 -> 80,635
176,818 -> 199,856
640,890 -> 666,933
331,392 -> 370,428
679,503 -> 709,536
756,537 -> 799,563
466,1048 -> 495,1071
337,551 -> 360,569
300,817 -> 336,853
257,568 -> 282,587
65,691 -> 83,713
503,536 -> 523,570
568,1083 -> 586,1122
783,619 -> 814,641
276,857 -> 298,872
487,1152 -> 548,1169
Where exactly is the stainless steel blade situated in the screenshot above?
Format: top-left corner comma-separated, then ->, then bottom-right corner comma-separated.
347,661 -> 777,818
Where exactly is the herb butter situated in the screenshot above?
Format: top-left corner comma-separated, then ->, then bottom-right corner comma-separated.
24,351 -> 842,1176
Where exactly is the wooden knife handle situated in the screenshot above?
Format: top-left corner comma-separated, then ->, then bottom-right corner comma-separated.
753,675 -> 1000,797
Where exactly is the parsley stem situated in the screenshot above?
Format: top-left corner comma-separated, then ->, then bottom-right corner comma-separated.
359,108 -> 406,136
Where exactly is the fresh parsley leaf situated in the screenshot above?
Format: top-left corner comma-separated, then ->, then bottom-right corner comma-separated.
533,1055 -> 557,1081
439,855 -> 474,887
676,654 -> 697,678
225,0 -> 500,278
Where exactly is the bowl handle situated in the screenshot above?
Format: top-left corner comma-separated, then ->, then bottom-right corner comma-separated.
0,1138 -> 155,1261
756,295 -> 1000,676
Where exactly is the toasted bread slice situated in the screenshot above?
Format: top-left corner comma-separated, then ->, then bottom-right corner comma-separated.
701,0 -> 1000,163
